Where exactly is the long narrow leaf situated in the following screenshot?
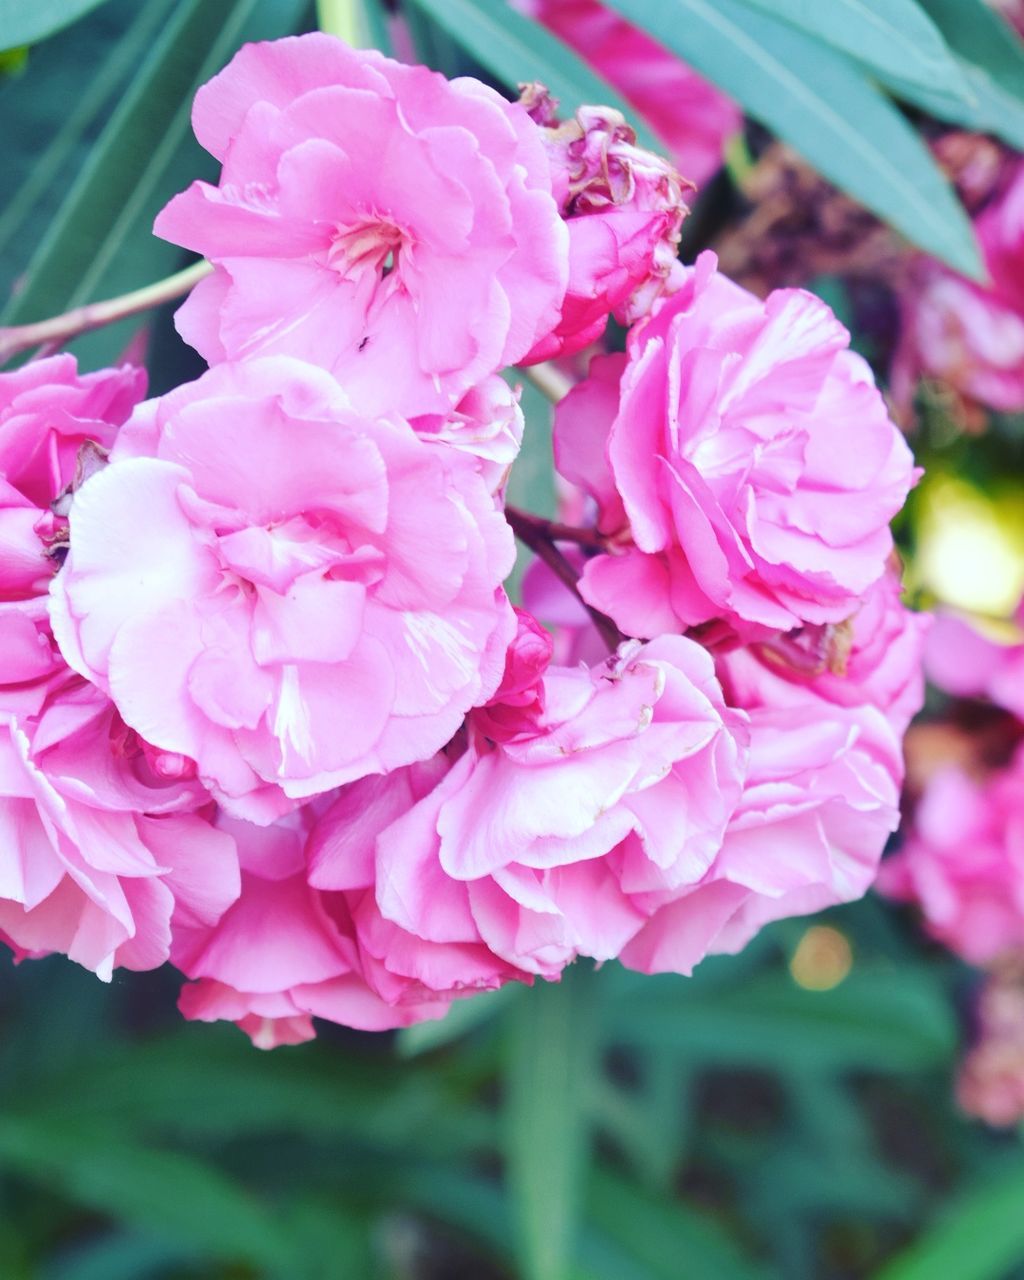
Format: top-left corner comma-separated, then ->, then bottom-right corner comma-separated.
736,0 -> 971,103
0,0 -> 111,50
407,0 -> 660,150
602,0 -> 982,278
0,1115 -> 293,1268
876,1163 -> 1024,1280
504,964 -> 601,1280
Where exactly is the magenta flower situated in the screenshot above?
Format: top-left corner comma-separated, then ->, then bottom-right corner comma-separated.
175,807 -> 448,1048
556,253 -> 918,637
521,99 -> 691,361
878,753 -> 1024,966
154,34 -> 568,418
312,627 -> 748,989
50,358 -> 515,820
0,672 -> 238,980
622,703 -> 903,973
894,164 -> 1024,413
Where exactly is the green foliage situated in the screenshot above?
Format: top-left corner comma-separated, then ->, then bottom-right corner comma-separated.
0,0 -> 113,52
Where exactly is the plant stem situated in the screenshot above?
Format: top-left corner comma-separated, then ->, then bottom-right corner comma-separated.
0,259 -> 212,364
503,962 -> 602,1280
505,506 -> 623,652
519,361 -> 574,405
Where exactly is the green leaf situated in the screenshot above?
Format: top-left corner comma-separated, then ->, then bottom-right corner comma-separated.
602,0 -> 983,278
736,0 -> 971,103
587,1167 -> 776,1280
1,0 -> 310,369
901,0 -> 1024,150
887,57 -> 1024,152
406,0 -> 661,150
504,964 -> 602,1280
0,1115 -> 293,1267
611,964 -> 956,1072
0,0 -> 176,263
0,0 -> 111,51
876,1162 -> 1024,1280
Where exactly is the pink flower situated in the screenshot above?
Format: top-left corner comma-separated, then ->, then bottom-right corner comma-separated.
518,0 -> 740,187
50,358 -> 515,820
878,754 -> 1024,966
925,606 -> 1024,721
154,34 -> 568,418
175,807 -> 448,1048
409,375 -> 524,494
521,96 -> 691,361
621,702 -> 903,973
557,253 -> 918,637
957,971 -> 1024,1128
312,629 -> 748,987
718,571 -> 930,738
0,672 -> 238,980
0,355 -> 145,603
894,164 -> 1024,413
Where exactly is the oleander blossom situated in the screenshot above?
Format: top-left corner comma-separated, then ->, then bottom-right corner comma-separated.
556,252 -> 918,638
520,89 -> 691,361
621,703 -> 903,972
311,619 -> 749,988
50,357 -> 515,821
154,33 -> 568,418
1,355 -> 145,607
0,671 -> 239,980
718,571 -> 931,739
175,807 -> 449,1048
893,163 -> 1024,414
517,0 -> 740,187
878,752 -> 1024,966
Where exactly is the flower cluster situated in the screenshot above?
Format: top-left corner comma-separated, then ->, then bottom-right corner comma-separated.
1,34 -> 923,1047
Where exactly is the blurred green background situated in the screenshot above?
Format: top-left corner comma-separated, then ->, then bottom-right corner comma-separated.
4,1 -> 1024,1277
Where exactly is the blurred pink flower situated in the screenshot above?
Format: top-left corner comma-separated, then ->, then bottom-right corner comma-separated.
519,0 -> 740,187
894,164 -> 1024,413
50,358 -> 515,820
556,253 -> 917,638
155,34 -> 567,418
878,752 -> 1024,966
0,672 -> 238,981
313,628 -> 748,988
925,606 -> 1024,721
622,702 -> 903,973
175,807 -> 448,1048
521,96 -> 691,361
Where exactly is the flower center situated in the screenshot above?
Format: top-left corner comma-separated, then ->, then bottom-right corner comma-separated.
326,217 -> 406,281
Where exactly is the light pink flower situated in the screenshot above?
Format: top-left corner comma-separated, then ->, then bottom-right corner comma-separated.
878,753 -> 1024,966
894,164 -> 1024,413
958,972 -> 1024,1127
518,0 -> 740,187
0,355 -> 145,604
410,375 -> 524,494
175,807 -> 448,1048
154,34 -> 568,418
718,571 -> 930,738
521,96 -> 691,361
50,358 -> 515,820
312,627 -> 748,988
925,606 -> 1024,721
621,702 -> 903,973
0,672 -> 238,980
557,253 -> 918,637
